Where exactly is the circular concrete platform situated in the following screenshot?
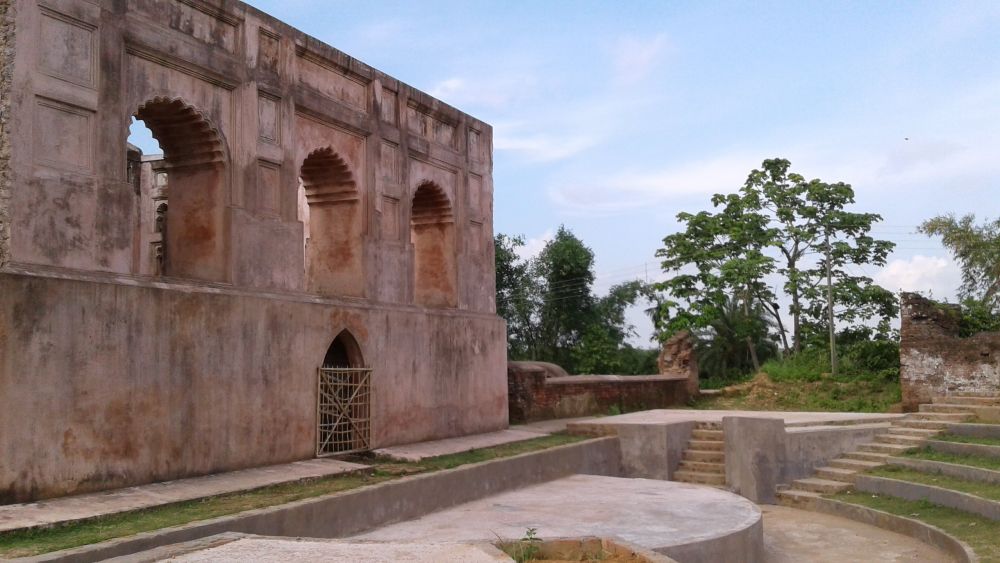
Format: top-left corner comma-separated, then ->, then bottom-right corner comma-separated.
355,474 -> 764,562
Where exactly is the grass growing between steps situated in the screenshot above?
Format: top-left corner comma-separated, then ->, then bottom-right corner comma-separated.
0,433 -> 587,559
933,433 -> 1000,447
868,465 -> 1000,501
904,447 -> 1000,472
829,491 -> 1000,562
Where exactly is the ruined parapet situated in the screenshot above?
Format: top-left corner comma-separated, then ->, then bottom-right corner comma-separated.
658,330 -> 700,396
0,1 -> 15,268
900,292 -> 1000,409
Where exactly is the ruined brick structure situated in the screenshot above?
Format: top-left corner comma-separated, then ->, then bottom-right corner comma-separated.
658,330 -> 699,397
507,362 -> 692,423
899,293 -> 1000,410
0,0 -> 505,503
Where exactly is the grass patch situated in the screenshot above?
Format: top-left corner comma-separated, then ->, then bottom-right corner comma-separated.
0,433 -> 586,558
904,447 -> 1000,472
868,465 -> 1000,502
830,490 -> 1000,562
933,433 -> 1000,447
692,373 -> 900,413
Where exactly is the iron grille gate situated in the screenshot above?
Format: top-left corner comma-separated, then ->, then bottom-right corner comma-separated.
316,367 -> 372,456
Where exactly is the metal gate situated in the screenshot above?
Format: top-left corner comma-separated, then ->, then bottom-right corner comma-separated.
316,367 -> 372,456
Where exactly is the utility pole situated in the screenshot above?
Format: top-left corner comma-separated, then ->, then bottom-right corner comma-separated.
825,231 -> 838,377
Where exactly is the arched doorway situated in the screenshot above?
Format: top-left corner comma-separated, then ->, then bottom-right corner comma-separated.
316,330 -> 371,456
410,181 -> 457,307
129,98 -> 229,282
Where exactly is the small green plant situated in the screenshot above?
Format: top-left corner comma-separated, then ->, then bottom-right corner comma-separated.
497,527 -> 542,562
607,404 -> 622,416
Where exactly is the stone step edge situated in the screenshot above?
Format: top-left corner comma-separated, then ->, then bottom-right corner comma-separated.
778,493 -> 977,563
855,474 -> 1000,523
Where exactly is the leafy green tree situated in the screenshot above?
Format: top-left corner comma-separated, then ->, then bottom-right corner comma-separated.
919,214 -> 1000,311
571,281 -> 644,374
494,234 -> 541,356
693,295 -> 779,382
534,226 -> 597,369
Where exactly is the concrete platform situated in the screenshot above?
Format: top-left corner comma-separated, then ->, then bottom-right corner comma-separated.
146,534 -> 508,562
570,409 -> 902,434
355,474 -> 764,562
0,459 -> 368,534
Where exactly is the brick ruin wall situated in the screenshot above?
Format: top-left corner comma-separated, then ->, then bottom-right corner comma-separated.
0,0 -> 13,268
900,292 -> 1000,409
507,363 -> 691,423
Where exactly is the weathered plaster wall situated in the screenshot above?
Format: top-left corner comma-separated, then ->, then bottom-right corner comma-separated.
507,365 -> 690,423
900,293 -> 1000,409
0,270 -> 507,503
0,0 -> 14,268
0,0 -> 504,503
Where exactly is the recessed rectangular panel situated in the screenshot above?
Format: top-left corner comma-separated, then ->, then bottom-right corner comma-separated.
37,8 -> 97,88
131,0 -> 239,54
407,104 -> 456,148
258,29 -> 280,73
380,88 -> 397,124
297,53 -> 368,112
469,220 -> 484,254
380,141 -> 401,184
258,93 -> 280,145
33,97 -> 94,173
257,161 -> 281,217
382,196 -> 400,241
469,173 -> 483,217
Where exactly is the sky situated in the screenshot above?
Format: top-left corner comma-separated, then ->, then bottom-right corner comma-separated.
162,1 -> 1000,343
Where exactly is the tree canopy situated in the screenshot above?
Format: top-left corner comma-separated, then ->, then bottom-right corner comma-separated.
919,214 -> 1000,312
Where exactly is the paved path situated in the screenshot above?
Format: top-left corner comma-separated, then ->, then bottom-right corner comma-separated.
373,417 -> 597,462
0,459 -> 367,533
569,409 -> 902,434
761,505 -> 952,562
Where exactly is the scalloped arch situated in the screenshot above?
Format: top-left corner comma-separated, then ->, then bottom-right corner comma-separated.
134,97 -> 226,171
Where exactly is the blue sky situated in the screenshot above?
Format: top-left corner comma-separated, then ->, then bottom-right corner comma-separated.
157,1 -> 1000,342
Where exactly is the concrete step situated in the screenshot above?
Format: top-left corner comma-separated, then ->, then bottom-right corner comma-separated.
887,427 -> 940,438
895,419 -> 950,430
828,457 -> 885,471
695,421 -> 722,431
776,489 -> 822,508
674,470 -> 726,486
858,442 -> 915,455
815,466 -> 859,483
875,434 -> 928,447
909,412 -> 975,423
933,396 -> 1000,406
683,450 -> 724,463
919,404 -> 977,415
687,439 -> 724,452
791,477 -> 852,494
677,460 -> 725,474
691,429 -> 724,441
843,451 -> 893,463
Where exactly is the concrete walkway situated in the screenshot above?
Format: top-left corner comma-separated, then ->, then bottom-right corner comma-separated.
570,409 -> 902,435
0,459 -> 368,533
373,417 -> 597,462
761,505 -> 952,562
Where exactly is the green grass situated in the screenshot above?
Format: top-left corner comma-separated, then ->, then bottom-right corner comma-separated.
0,433 -> 586,558
868,465 -> 1000,502
903,447 -> 1000,472
933,433 -> 1000,447
830,491 -> 1000,562
692,375 -> 900,413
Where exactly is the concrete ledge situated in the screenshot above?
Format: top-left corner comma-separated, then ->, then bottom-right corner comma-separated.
888,457 -> 1000,485
947,424 -> 1000,440
22,438 -> 622,563
794,496 -> 978,563
855,475 -> 1000,521
929,440 -> 1000,459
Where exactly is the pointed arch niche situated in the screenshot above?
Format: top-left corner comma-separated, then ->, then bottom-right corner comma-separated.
131,98 -> 230,282
410,181 -> 457,307
298,147 -> 364,297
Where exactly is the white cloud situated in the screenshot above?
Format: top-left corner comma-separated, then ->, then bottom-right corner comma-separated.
548,152 -> 761,215
515,229 -> 554,261
613,34 -> 670,85
875,255 -> 961,299
494,121 -> 599,163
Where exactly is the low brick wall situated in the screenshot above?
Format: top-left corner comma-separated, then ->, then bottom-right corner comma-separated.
900,293 -> 1000,410
507,365 -> 691,423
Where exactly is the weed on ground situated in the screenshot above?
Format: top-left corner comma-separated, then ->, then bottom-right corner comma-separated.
0,433 -> 586,558
868,465 -> 1000,502
692,373 -> 900,413
830,490 -> 1000,562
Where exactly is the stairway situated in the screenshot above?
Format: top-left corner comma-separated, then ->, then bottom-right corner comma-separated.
777,406 -> 966,506
674,422 -> 726,487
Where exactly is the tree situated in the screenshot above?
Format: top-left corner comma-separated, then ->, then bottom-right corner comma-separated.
534,226 -> 597,369
919,214 -> 1000,311
693,295 -> 779,382
494,234 -> 540,356
654,158 -> 898,374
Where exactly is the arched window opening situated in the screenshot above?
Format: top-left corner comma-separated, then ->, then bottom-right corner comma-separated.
410,181 -> 457,307
298,147 -> 364,297
322,330 -> 364,368
127,98 -> 229,282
